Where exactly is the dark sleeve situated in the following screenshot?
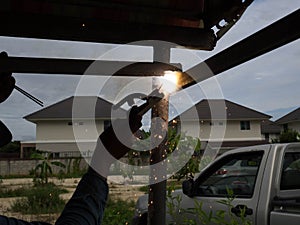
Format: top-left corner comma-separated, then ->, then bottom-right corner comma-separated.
0,216 -> 50,225
0,168 -> 108,225
55,167 -> 109,225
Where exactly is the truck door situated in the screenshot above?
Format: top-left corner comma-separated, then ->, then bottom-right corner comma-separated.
180,148 -> 268,225
270,144 -> 300,225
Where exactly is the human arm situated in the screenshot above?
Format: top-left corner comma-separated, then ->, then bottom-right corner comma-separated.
0,169 -> 108,225
55,106 -> 142,225
0,106 -> 142,225
54,167 -> 109,225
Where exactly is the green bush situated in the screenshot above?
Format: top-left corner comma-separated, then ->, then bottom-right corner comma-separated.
0,141 -> 20,153
138,185 -> 149,193
31,151 -> 66,185
139,180 -> 182,194
11,183 -> 67,214
102,198 -> 135,225
278,129 -> 300,143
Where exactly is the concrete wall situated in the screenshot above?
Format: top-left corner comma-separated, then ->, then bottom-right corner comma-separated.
0,158 -> 88,176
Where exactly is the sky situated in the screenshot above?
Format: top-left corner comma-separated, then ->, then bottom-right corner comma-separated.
0,0 -> 300,141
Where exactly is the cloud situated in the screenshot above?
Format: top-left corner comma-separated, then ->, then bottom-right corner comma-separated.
189,0 -> 300,114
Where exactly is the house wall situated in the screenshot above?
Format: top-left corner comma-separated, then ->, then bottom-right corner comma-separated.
181,120 -> 263,141
34,120 -> 105,154
33,118 -> 264,154
36,120 -> 104,141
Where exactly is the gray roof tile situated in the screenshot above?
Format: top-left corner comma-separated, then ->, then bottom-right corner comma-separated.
180,99 -> 271,120
261,120 -> 281,134
24,96 -> 126,121
275,107 -> 300,124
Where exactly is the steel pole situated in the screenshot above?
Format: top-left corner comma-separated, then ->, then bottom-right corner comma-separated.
147,45 -> 170,225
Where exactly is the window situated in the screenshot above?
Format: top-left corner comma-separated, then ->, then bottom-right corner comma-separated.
210,121 -> 224,126
104,120 -> 112,130
68,121 -> 84,126
280,152 -> 300,190
240,121 -> 250,130
195,151 -> 264,198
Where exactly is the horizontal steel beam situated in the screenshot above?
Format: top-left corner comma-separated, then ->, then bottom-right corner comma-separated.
0,55 -> 181,76
180,8 -> 300,88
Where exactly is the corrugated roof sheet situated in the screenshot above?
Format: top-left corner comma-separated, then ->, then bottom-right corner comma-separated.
0,0 -> 253,49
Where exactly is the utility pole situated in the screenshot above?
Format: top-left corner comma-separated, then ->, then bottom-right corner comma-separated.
148,44 -> 170,225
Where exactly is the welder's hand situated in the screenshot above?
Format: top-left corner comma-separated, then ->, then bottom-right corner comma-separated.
99,105 -> 143,160
0,52 -> 15,103
90,106 -> 142,178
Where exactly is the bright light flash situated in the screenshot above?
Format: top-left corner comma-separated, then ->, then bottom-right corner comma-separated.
161,71 -> 180,93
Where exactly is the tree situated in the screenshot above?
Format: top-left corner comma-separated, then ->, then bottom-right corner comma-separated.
31,151 -> 66,185
128,128 -> 201,180
0,141 -> 20,153
278,129 -> 300,143
169,132 -> 201,181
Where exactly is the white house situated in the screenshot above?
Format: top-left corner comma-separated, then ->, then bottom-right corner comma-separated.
23,96 -> 126,158
275,107 -> 300,133
175,99 -> 271,153
23,97 -> 271,157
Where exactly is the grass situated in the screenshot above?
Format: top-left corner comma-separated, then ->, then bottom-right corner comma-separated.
0,186 -> 31,198
0,174 -> 34,179
5,181 -> 135,224
1,175 -> 137,224
102,198 -> 136,225
10,183 -> 68,214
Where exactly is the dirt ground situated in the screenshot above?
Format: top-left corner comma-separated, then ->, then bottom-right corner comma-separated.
0,176 -> 146,223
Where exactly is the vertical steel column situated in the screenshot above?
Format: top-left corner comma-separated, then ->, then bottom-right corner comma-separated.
148,45 -> 170,225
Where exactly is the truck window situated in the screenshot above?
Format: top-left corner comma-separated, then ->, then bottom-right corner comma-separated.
280,152 -> 300,190
195,151 -> 264,198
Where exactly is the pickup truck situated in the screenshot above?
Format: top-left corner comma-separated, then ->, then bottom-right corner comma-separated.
132,143 -> 300,225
